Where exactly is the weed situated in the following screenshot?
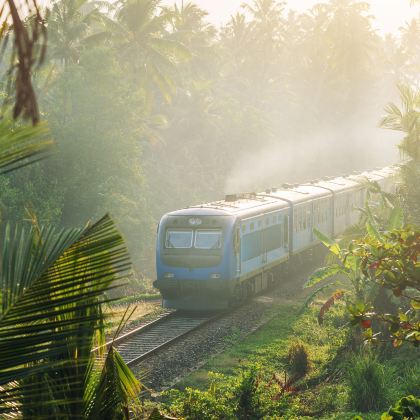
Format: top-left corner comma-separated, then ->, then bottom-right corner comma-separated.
401,364 -> 420,397
346,350 -> 389,412
235,368 -> 260,419
287,341 -> 311,380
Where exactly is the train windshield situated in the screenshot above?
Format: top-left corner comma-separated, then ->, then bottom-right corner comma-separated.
165,230 -> 193,248
194,230 -> 222,249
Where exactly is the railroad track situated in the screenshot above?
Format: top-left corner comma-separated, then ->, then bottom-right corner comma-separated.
94,311 -> 221,366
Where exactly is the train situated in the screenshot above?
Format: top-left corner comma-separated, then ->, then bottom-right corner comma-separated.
153,165 -> 399,310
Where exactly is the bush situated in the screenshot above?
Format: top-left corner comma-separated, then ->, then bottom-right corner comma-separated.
346,351 -> 389,412
235,368 -> 260,419
382,395 -> 420,420
287,341 -> 311,380
165,373 -> 236,419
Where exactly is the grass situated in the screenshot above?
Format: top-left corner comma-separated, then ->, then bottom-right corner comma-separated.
104,299 -> 163,337
161,296 -> 420,419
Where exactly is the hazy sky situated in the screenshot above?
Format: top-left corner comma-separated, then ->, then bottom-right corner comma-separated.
162,0 -> 419,34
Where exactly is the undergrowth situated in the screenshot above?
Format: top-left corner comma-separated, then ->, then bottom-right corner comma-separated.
158,300 -> 420,419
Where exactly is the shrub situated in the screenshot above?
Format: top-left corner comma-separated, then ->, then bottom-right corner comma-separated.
287,341 -> 311,380
235,368 -> 260,419
346,351 -> 389,412
382,395 -> 420,420
166,373 -> 236,420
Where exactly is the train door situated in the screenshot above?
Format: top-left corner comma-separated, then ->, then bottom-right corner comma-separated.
234,226 -> 241,276
261,219 -> 267,265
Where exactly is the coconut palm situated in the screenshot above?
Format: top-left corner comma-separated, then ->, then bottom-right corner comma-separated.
0,115 -> 141,420
381,85 -> 420,223
381,85 -> 420,161
0,213 -> 141,418
48,0 -> 108,67
1,6 -> 141,414
111,0 -> 191,104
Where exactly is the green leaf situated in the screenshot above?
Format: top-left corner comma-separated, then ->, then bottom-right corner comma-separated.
388,206 -> 404,230
305,265 -> 344,288
366,219 -> 382,240
0,215 -> 131,415
299,281 -> 340,313
411,300 -> 420,310
85,346 -> 141,419
313,228 -> 341,256
0,118 -> 53,174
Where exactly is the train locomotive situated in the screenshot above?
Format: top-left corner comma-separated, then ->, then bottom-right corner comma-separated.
153,166 -> 399,310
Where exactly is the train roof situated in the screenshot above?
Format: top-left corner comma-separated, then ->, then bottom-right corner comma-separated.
164,165 -> 400,219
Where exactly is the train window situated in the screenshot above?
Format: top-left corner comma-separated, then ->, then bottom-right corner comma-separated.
194,230 -> 222,249
241,225 -> 246,233
264,224 -> 282,252
165,229 -> 193,248
258,220 -> 262,228
241,231 -> 261,261
250,222 -> 255,231
266,218 -> 269,226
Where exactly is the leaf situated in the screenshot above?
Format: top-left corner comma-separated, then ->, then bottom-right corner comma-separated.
388,206 -> 404,230
313,228 -> 341,256
304,265 -> 344,288
0,119 -> 53,174
318,291 -> 345,325
411,300 -> 420,310
366,220 -> 381,240
0,215 -> 131,389
299,281 -> 340,313
85,346 -> 141,419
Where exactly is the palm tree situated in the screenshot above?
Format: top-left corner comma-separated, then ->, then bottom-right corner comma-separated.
0,121 -> 141,417
1,6 -> 141,415
48,0 -> 107,68
381,84 -> 420,223
0,215 -> 141,418
381,85 -> 420,162
111,0 -> 191,104
2,0 -> 47,124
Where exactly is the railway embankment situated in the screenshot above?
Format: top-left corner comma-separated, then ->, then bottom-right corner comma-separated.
156,295 -> 420,419
129,263 -> 314,391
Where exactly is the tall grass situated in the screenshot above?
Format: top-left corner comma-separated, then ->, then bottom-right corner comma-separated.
346,351 -> 389,412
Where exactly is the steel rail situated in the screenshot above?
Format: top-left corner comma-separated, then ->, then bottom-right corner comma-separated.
93,311 -> 223,367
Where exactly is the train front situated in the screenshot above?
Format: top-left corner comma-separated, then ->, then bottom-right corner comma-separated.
153,208 -> 236,310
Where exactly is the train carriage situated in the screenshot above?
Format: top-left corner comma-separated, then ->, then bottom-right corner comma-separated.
154,165 -> 400,311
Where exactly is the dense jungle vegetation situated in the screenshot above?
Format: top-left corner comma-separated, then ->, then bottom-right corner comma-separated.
0,0 -> 419,418
1,0 -> 419,280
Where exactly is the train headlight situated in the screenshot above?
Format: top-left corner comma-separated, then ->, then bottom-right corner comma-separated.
164,272 -> 175,278
210,273 -> 221,279
188,217 -> 202,226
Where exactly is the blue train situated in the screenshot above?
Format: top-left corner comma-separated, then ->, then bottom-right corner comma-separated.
153,166 -> 399,310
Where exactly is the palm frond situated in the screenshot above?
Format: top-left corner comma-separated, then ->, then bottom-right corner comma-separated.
0,119 -> 52,174
85,347 -> 141,419
0,214 -> 131,387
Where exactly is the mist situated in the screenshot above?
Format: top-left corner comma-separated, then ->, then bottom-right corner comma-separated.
224,115 -> 402,194
1,0 -> 419,278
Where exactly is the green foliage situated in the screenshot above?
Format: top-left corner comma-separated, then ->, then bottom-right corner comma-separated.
400,364 -> 420,397
381,395 -> 420,420
345,226 -> 419,347
168,373 -> 237,420
381,85 -> 420,224
346,351 -> 389,412
235,368 -> 261,419
85,346 -> 142,419
0,118 -> 52,175
0,215 -> 141,418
